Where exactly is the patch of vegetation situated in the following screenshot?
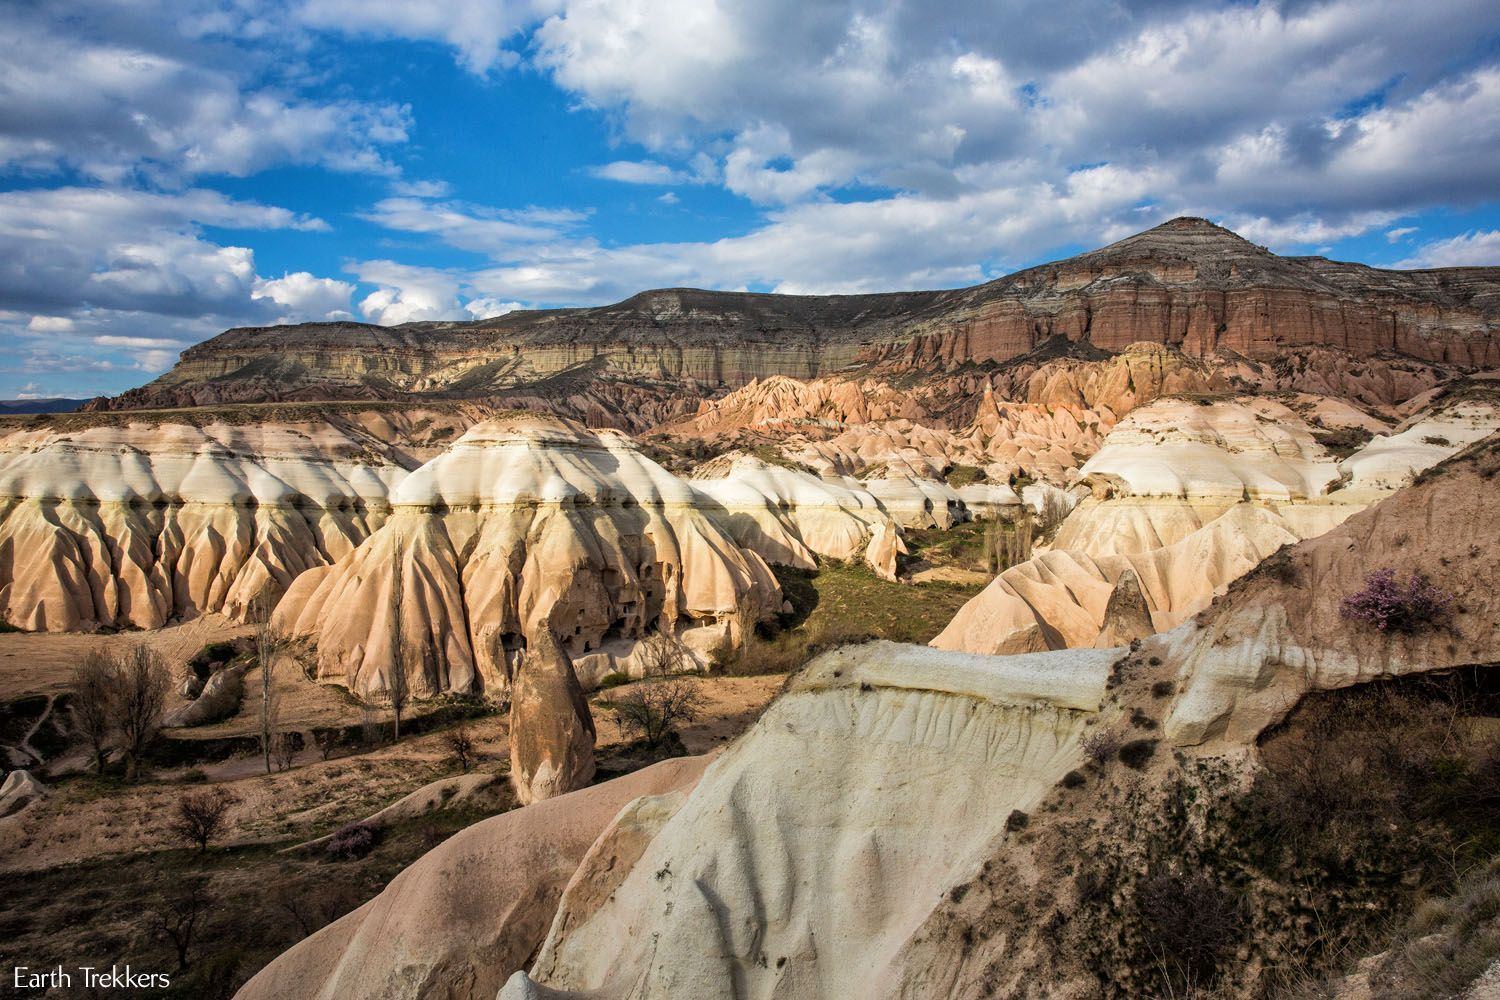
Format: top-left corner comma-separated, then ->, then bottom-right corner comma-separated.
903,517 -> 1034,576
943,464 -> 987,489
715,562 -> 984,677
1341,567 -> 1453,633
1117,738 -> 1157,769
1312,425 -> 1375,459
1061,669 -> 1500,998
744,443 -> 817,474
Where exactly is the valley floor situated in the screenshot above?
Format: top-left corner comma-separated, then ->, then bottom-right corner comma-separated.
0,561 -> 983,998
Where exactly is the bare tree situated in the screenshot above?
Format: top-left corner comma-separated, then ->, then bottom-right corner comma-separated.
386,556 -> 411,742
152,876 -> 213,969
444,717 -> 477,773
273,882 -> 359,938
359,703 -> 384,748
273,731 -> 299,771
113,644 -> 171,782
251,597 -> 289,776
314,729 -> 339,761
614,631 -> 704,747
169,786 -> 239,853
70,650 -> 116,775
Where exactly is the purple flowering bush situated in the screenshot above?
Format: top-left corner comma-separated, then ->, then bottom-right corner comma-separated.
1340,568 -> 1453,633
326,822 -> 379,861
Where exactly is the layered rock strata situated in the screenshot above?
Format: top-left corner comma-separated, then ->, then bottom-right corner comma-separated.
273,416 -> 782,700
105,219 -> 1499,419
0,408 -> 458,631
688,453 -> 907,580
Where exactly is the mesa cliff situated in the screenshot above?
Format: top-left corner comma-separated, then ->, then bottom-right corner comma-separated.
93,219 -> 1500,425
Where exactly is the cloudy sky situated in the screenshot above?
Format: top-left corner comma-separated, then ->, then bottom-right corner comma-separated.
3,0 -> 1499,398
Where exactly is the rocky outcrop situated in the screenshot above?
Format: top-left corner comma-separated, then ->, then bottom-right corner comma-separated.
1340,390 -> 1500,489
1093,568 -> 1154,648
688,452 -> 907,580
932,395 -> 1412,655
162,663 -> 248,728
510,627 -> 597,805
272,415 -> 782,699
1163,431 -> 1500,745
101,220 -> 1499,423
503,641 -> 1115,1000
1077,396 -> 1345,500
0,770 -> 45,819
0,406 -> 472,632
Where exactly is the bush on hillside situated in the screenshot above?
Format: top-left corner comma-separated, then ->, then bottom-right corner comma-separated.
326,822 -> 379,861
1341,568 -> 1453,633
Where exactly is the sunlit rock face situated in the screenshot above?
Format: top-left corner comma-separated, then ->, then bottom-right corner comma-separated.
273,415 -> 782,701
688,452 -> 907,580
0,408 -> 462,631
931,391 -> 1485,657
1160,430 -> 1500,745
503,641 -> 1114,1000
106,220 -> 1499,430
1339,392 -> 1500,489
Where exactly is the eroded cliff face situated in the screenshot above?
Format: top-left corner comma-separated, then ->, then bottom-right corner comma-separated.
884,219 -> 1499,369
508,642 -> 1114,1000
931,391 -> 1500,656
96,219 -> 1499,425
0,405 -> 475,631
272,415 -> 784,700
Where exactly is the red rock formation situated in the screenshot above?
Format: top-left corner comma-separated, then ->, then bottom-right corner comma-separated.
92,219 -> 1498,426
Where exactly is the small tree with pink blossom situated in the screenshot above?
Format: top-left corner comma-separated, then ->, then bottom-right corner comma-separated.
1340,568 -> 1452,633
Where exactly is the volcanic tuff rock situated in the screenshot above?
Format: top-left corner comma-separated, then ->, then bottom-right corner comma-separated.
244,432 -> 1500,1000
929,392 -> 1484,656
272,415 -> 783,700
506,641 -> 1115,1000
0,405 -> 472,632
1164,430 -> 1500,745
509,627 -> 597,805
687,452 -> 907,580
99,219 -> 1500,426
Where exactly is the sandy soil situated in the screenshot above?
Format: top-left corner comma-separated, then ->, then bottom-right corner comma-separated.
0,654 -> 785,874
0,615 -> 251,702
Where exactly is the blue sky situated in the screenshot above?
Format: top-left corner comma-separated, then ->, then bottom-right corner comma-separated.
2,0 -> 1500,399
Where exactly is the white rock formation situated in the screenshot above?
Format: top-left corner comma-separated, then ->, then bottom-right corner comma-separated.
0,769 -> 45,819
0,412 -> 437,631
955,482 -> 1023,520
1160,433 -> 1500,746
933,395 -> 1426,656
1077,397 -> 1343,500
504,641 -> 1114,1000
689,453 -> 907,580
1340,398 -> 1500,489
854,475 -> 969,529
273,415 -> 782,700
